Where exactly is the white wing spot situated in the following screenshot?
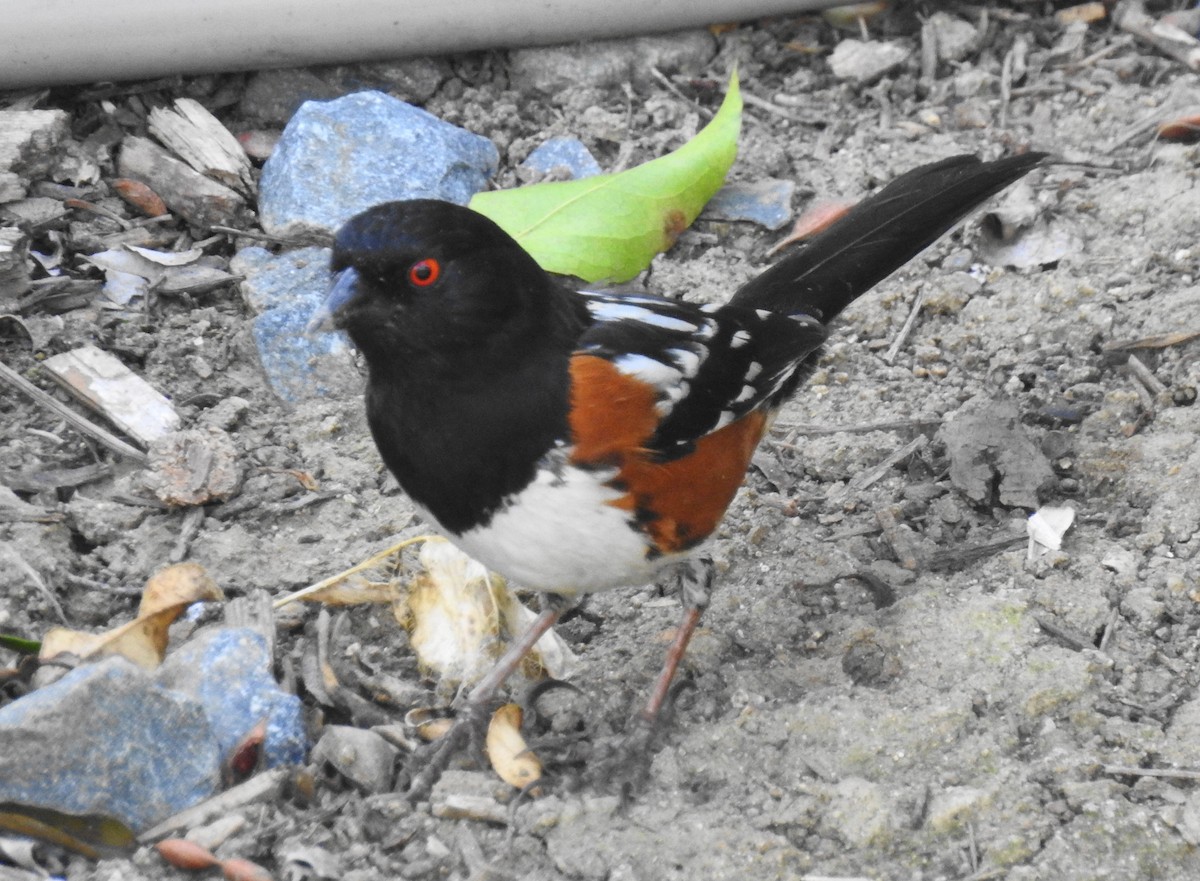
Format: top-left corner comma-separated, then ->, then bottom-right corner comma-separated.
734,384 -> 757,404
667,346 -> 704,377
613,353 -> 684,388
713,410 -> 736,430
755,309 -> 773,320
730,330 -> 751,349
744,361 -> 763,381
586,301 -> 698,333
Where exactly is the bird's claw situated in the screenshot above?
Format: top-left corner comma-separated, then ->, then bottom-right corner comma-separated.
403,700 -> 491,802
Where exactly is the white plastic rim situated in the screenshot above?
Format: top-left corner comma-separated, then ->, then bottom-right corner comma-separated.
0,0 -> 852,89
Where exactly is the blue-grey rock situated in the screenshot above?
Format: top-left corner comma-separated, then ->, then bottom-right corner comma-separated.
232,245 -> 359,402
158,628 -> 307,768
259,91 -> 498,238
0,657 -> 220,831
521,137 -> 602,179
703,180 -> 796,231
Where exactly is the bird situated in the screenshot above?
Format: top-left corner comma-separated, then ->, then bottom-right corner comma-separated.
308,151 -> 1047,795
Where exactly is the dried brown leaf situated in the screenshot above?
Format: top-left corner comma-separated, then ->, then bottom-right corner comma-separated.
1055,2 -> 1106,26
221,857 -> 274,881
766,199 -> 856,256
486,703 -> 542,790
40,563 -> 223,670
156,837 -> 220,870
113,177 -> 169,217
1157,113 -> 1200,142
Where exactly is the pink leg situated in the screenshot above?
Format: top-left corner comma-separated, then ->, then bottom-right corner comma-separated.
639,604 -> 704,724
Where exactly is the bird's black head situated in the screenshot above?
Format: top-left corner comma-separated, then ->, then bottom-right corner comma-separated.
311,200 -> 576,373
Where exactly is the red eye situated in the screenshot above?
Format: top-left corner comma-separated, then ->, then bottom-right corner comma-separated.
408,258 -> 440,287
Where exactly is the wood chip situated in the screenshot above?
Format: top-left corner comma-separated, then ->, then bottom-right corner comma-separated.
148,99 -> 253,193
1114,0 -> 1200,71
0,357 -> 147,463
42,345 -> 180,445
1056,2 -> 1107,26
118,136 -> 246,229
0,226 -> 31,297
0,109 -> 70,201
144,426 -> 243,506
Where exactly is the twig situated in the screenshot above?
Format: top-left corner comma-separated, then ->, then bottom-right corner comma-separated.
884,288 -> 927,364
63,197 -> 134,230
875,506 -> 919,571
1063,35 -> 1136,72
1113,0 -> 1200,71
827,434 -> 929,501
1105,329 -> 1200,351
740,90 -> 814,124
1098,606 -> 1119,653
1124,353 -> 1167,396
62,572 -> 146,597
209,225 -> 305,246
923,535 -> 1026,571
0,359 -> 148,464
138,767 -> 291,842
169,506 -> 205,564
1102,765 -> 1200,781
772,417 -> 942,438
1033,613 -> 1091,652
274,534 -> 437,608
4,545 -> 67,623
648,66 -> 712,119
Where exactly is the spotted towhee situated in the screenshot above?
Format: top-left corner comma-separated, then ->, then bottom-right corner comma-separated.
309,152 -> 1046,794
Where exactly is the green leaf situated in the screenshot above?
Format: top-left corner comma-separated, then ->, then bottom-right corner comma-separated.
470,70 -> 742,283
0,804 -> 136,858
0,633 -> 40,654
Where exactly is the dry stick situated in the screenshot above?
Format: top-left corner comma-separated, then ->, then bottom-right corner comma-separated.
168,506 -> 205,564
209,225 -> 305,246
0,359 -> 148,464
884,287 -> 927,364
63,197 -> 134,230
827,434 -> 930,502
740,90 -> 814,125
1063,35 -> 1136,72
4,544 -> 67,623
1106,329 -> 1200,352
875,506 -> 919,571
772,417 -> 942,438
1114,0 -> 1200,71
138,767 -> 291,842
273,534 -> 436,608
1098,606 -> 1120,653
1102,765 -> 1200,781
648,66 -> 712,119
1033,612 -> 1091,652
1125,353 -> 1168,396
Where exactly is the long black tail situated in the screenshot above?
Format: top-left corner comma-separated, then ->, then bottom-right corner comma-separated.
729,153 -> 1047,321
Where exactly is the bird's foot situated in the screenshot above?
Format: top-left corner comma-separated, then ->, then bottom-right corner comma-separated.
591,710 -> 671,802
403,700 -> 491,802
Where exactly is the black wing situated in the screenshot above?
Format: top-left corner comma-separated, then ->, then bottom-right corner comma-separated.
575,291 -> 827,459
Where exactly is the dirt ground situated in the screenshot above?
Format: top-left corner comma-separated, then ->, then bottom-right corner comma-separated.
3,3 -> 1200,880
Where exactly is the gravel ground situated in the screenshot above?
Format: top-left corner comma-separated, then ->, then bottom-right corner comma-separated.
3,4 -> 1200,880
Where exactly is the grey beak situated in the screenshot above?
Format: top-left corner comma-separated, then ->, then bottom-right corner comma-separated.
306,267 -> 360,335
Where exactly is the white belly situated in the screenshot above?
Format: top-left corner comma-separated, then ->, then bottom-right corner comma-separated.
430,463 -> 682,595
